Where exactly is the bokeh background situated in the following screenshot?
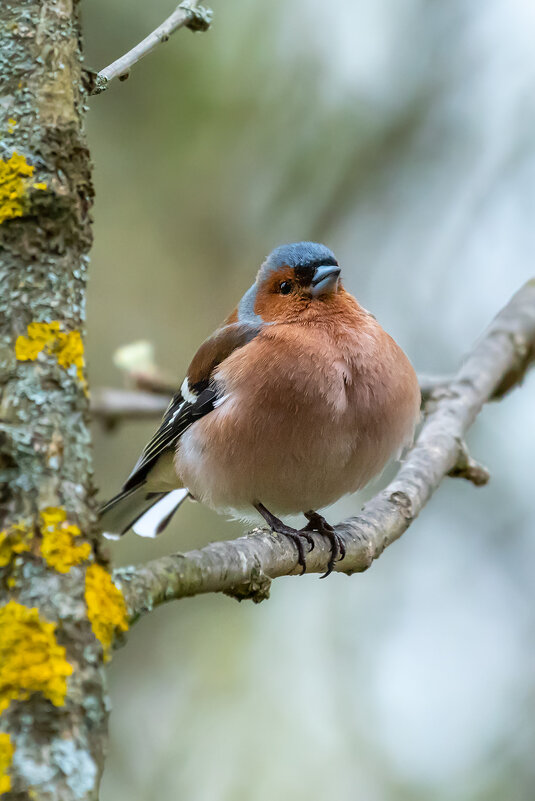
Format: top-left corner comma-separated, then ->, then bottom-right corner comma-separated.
84,1 -> 535,798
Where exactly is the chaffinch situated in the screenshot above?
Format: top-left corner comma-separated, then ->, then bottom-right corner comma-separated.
100,242 -> 421,575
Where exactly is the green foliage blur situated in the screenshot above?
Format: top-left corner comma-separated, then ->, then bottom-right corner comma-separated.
85,1 -> 535,798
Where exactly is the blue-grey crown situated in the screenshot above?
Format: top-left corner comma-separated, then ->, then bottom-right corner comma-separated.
260,242 -> 338,278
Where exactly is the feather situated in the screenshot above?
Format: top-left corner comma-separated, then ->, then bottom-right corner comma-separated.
132,489 -> 190,537
122,387 -> 217,492
99,321 -> 264,537
100,486 -> 166,539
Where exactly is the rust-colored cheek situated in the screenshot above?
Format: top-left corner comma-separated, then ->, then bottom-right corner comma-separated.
253,268 -> 298,322
254,281 -> 348,324
253,289 -> 298,322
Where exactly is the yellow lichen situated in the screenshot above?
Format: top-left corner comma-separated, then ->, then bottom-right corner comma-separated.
85,565 -> 128,660
0,151 -> 34,224
0,601 -> 72,715
40,508 -> 91,574
55,330 -> 86,386
15,321 -> 60,361
0,522 -> 33,568
0,733 -> 14,795
32,181 -> 47,191
15,322 -> 88,394
7,118 -> 17,134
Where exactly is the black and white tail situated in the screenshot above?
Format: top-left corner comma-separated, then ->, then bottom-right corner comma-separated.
99,486 -> 190,540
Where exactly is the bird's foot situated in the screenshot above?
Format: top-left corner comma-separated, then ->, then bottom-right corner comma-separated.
254,502 -> 314,574
302,511 -> 346,578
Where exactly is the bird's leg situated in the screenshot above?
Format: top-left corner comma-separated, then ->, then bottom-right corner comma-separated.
254,502 -> 314,574
302,511 -> 346,578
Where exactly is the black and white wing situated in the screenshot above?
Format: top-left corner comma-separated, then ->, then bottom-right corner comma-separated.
122,385 -> 217,491
99,320 -> 263,537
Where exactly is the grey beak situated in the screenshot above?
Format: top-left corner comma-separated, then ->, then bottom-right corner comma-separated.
311,264 -> 341,296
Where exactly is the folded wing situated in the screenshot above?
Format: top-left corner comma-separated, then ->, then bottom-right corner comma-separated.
99,320 -> 263,537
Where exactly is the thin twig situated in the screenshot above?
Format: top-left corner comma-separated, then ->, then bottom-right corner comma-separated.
92,1 -> 212,94
91,388 -> 170,428
112,280 -> 535,624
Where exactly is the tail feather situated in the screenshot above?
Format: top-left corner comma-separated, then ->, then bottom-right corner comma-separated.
132,489 -> 190,538
99,486 -> 189,539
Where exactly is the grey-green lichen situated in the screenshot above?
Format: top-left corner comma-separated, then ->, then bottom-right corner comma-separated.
12,738 -> 98,799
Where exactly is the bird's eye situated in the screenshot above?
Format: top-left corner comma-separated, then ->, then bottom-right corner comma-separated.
279,281 -> 293,295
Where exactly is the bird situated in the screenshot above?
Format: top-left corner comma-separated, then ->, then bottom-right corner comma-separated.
100,242 -> 421,576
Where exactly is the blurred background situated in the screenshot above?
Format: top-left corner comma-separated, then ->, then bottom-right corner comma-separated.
84,1 -> 535,799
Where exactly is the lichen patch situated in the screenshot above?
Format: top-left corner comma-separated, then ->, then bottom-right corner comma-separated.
40,508 -> 91,574
0,151 -> 46,225
85,565 -> 128,660
0,522 -> 33,568
15,321 -> 88,393
0,152 -> 34,224
0,601 -> 72,715
0,733 -> 14,795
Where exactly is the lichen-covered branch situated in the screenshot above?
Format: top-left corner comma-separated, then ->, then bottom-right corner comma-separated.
114,280 -> 535,623
0,3 -> 126,798
92,1 -> 213,94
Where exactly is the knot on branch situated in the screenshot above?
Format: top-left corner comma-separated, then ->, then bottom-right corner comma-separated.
224,564 -> 271,604
83,69 -> 108,95
389,490 -> 414,520
179,2 -> 213,32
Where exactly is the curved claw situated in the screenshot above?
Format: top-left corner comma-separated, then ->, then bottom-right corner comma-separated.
284,532 -> 308,574
303,510 -> 346,578
254,503 -> 345,577
298,529 -> 316,551
254,502 -> 313,574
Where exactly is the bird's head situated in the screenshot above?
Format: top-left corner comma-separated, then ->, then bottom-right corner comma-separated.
238,242 -> 343,324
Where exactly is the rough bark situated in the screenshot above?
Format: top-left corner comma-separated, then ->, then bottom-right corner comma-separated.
0,2 -> 115,799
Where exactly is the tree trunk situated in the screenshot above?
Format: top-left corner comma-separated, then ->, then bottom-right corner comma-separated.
0,2 -> 119,798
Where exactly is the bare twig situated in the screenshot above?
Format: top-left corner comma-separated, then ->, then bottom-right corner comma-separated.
89,375 -> 465,425
92,364 -> 526,427
127,369 -> 177,396
112,280 -> 535,624
447,439 -> 490,486
92,374 -> 459,425
92,1 -> 212,94
91,388 -> 170,428
93,375 -> 438,425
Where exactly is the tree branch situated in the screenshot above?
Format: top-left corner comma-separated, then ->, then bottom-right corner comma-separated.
91,374 -> 457,425
418,372 -> 454,401
112,280 -> 535,624
91,1 -> 212,94
91,388 -> 170,428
